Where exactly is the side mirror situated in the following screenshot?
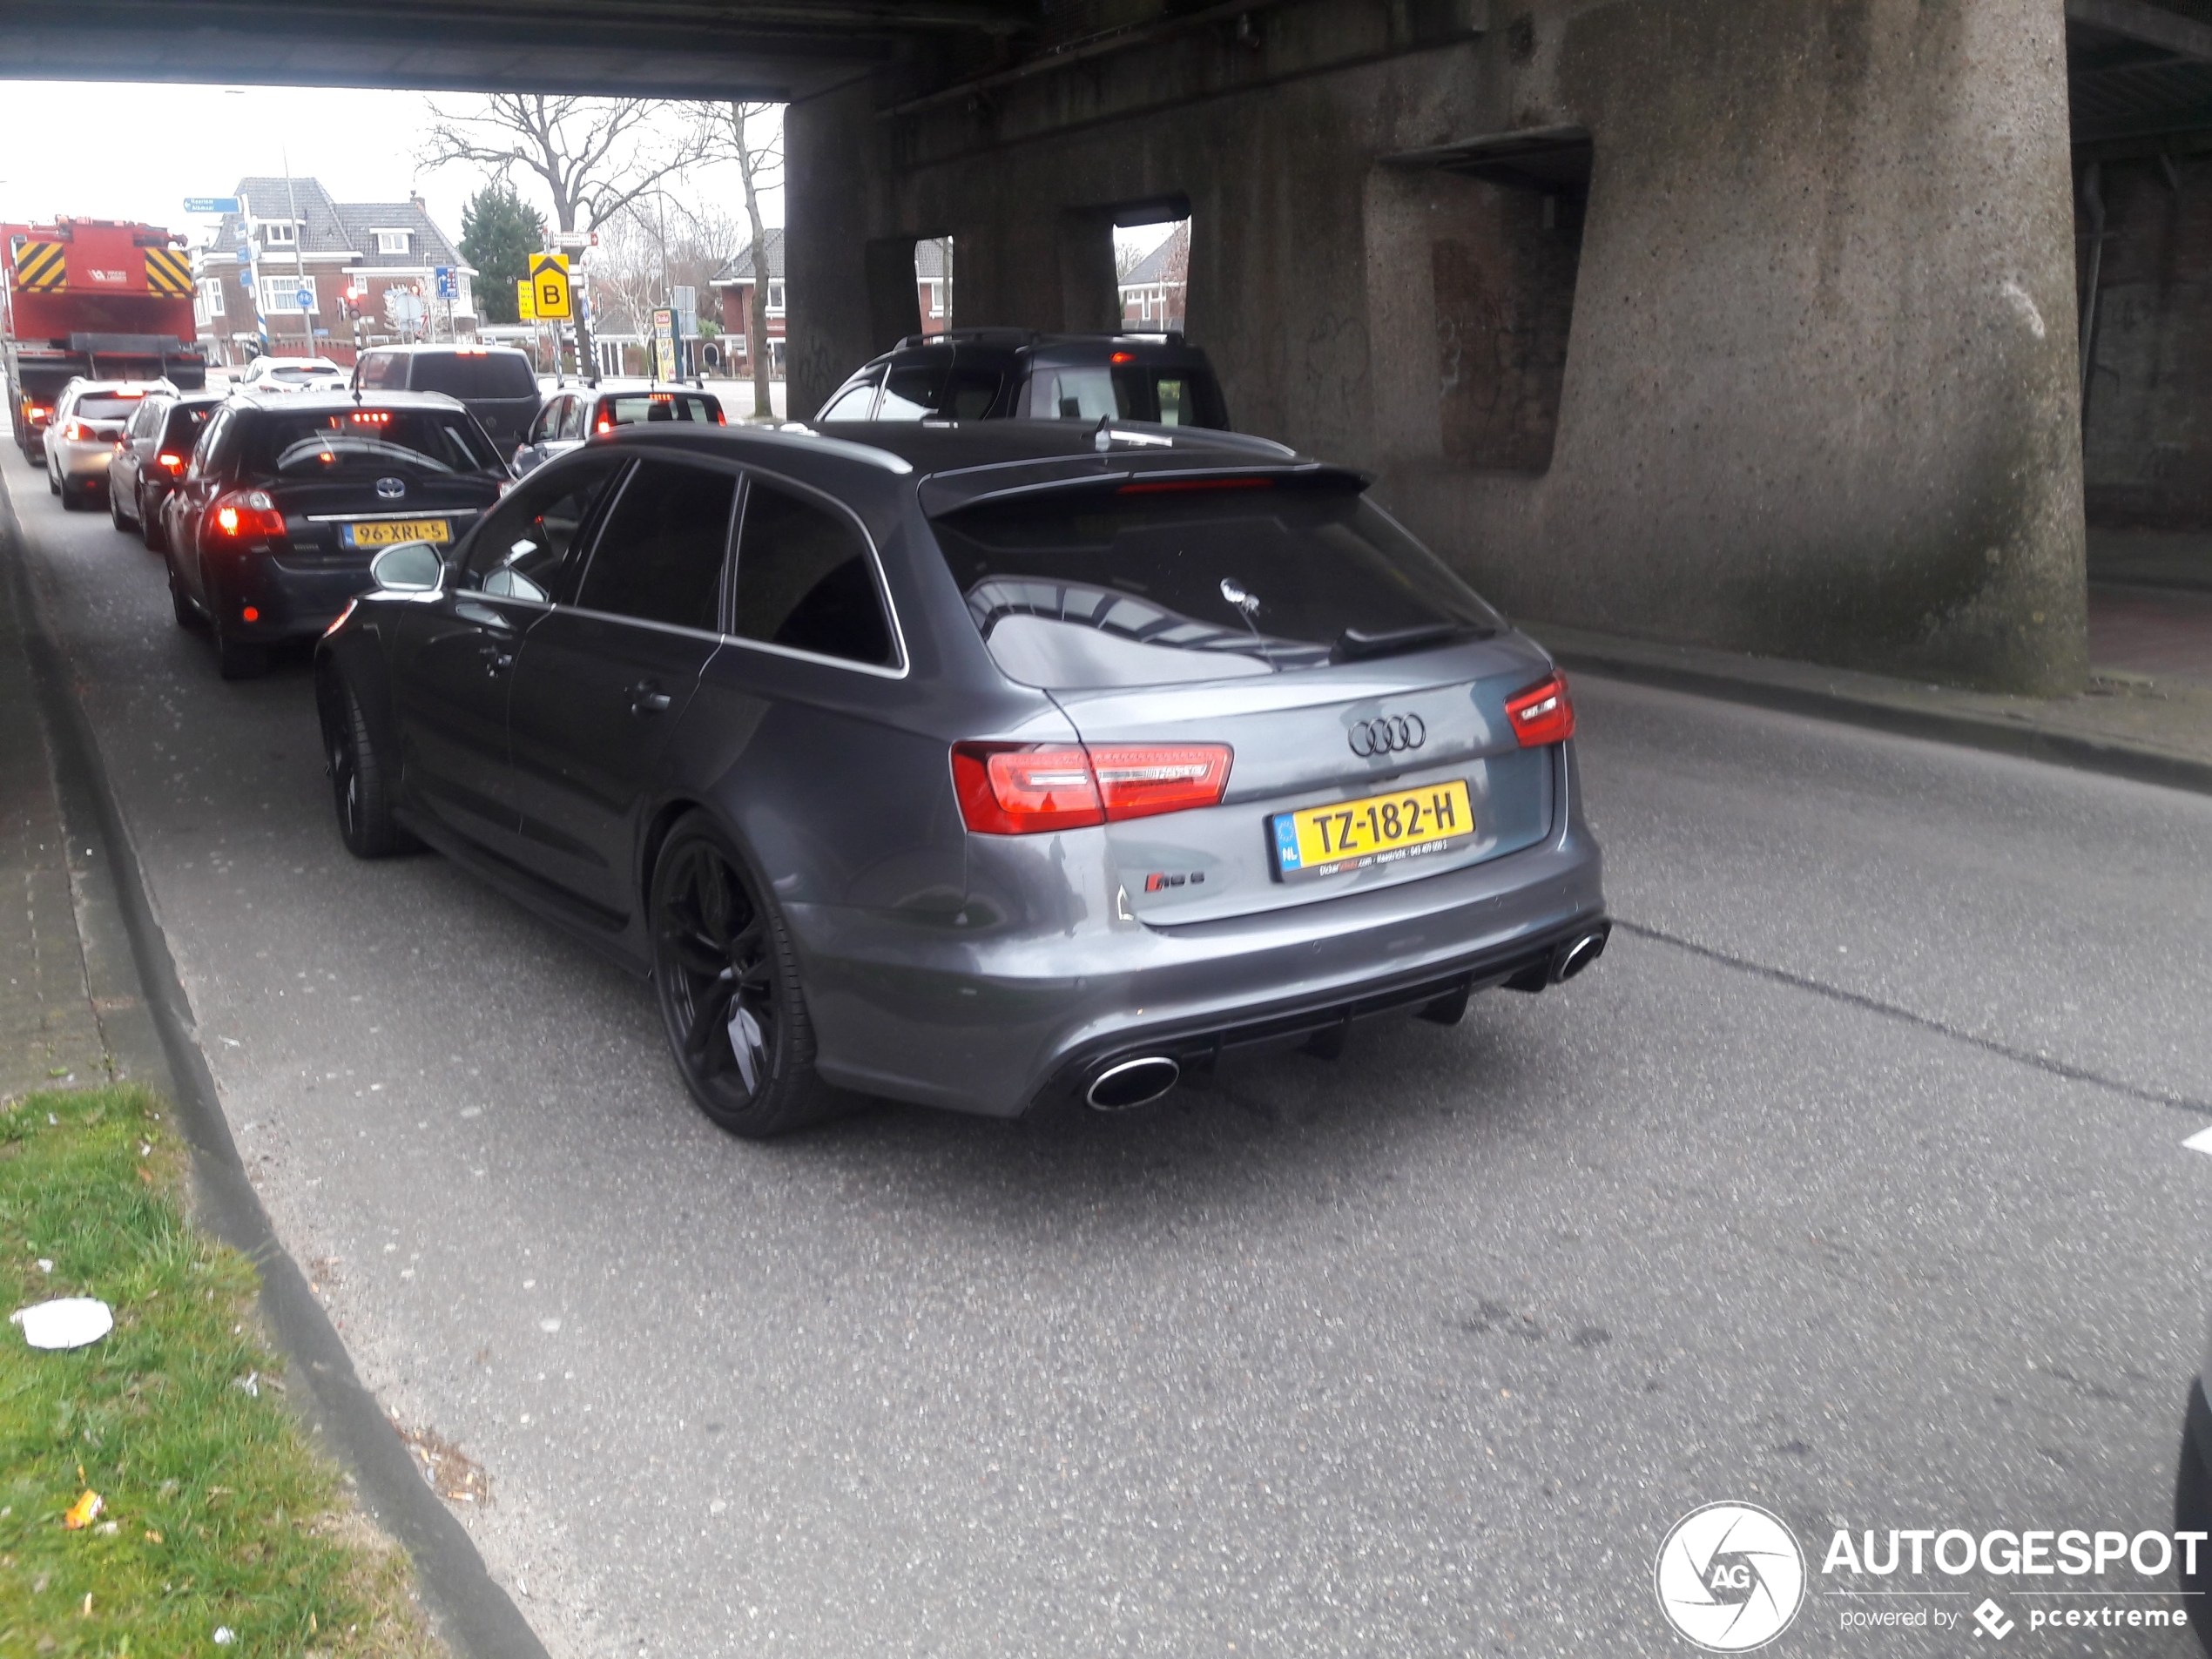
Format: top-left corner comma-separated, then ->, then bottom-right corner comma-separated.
369,541 -> 445,593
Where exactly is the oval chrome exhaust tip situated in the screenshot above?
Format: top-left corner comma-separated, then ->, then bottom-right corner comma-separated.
1552,928 -> 1608,983
1086,1055 -> 1181,1110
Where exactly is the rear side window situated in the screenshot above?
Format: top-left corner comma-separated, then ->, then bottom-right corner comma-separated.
1025,365 -> 1229,429
877,360 -> 947,421
237,408 -> 504,479
818,374 -> 880,421
733,479 -> 894,667
357,353 -> 401,390
557,396 -> 587,442
408,352 -> 538,401
129,399 -> 168,439
573,460 -> 735,632
930,479 -> 1501,689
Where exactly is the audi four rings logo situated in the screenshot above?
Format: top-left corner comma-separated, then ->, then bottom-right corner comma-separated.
1348,714 -> 1426,757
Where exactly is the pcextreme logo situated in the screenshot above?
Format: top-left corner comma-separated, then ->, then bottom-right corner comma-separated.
1656,1502 -> 1809,1652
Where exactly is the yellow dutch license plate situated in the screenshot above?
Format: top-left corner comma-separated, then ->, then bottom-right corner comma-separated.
341,518 -> 449,549
1271,779 -> 1475,882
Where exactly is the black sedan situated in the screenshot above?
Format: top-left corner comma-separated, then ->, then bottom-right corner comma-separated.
162,392 -> 511,678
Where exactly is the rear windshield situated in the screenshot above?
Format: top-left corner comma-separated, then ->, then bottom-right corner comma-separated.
931,478 -> 1501,689
266,365 -> 341,383
75,394 -> 152,421
238,408 -> 505,480
598,392 -> 720,428
1024,365 -> 1228,428
407,353 -> 538,401
162,404 -> 216,444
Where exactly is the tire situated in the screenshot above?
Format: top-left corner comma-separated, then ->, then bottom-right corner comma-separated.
214,627 -> 267,679
166,558 -> 204,631
649,814 -> 832,1138
323,673 -> 412,858
109,481 -> 131,530
142,489 -> 167,553
48,468 -> 60,496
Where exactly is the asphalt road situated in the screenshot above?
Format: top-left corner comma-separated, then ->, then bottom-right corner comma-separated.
11,451 -> 2212,1658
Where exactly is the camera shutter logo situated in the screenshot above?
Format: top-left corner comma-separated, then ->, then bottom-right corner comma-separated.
1655,1502 -> 1806,1652
1347,713 -> 1425,758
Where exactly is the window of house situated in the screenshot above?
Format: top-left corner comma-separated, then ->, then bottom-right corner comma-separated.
765,280 -> 786,316
260,275 -> 318,314
199,279 -> 226,319
927,280 -> 945,318
734,478 -> 895,667
375,229 -> 411,255
260,221 -> 297,247
913,236 -> 954,332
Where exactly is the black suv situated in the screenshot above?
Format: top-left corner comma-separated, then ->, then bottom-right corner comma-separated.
814,330 -> 1231,429
353,344 -> 542,449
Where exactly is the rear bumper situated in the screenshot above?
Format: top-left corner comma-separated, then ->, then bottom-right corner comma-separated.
52,440 -> 115,482
206,551 -> 377,642
790,751 -> 1606,1117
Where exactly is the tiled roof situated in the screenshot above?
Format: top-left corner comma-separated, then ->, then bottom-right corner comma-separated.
711,228 -> 785,284
203,177 -> 466,271
1119,223 -> 1188,288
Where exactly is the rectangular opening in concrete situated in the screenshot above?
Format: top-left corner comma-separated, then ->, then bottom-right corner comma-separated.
1115,218 -> 1190,334
916,235 -> 954,334
2067,3 -> 2212,662
1385,125 -> 1591,475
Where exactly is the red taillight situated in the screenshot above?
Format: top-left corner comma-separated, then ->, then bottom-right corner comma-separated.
596,418 -> 612,434
1506,673 -> 1575,747
28,405 -> 51,423
714,408 -> 726,426
1109,351 -> 1135,363
951,741 -> 1232,834
62,418 -> 91,442
157,451 -> 184,471
114,440 -> 126,452
210,488 -> 283,541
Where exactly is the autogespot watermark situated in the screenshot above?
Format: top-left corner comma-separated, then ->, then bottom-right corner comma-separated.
1658,1505 -> 2199,1647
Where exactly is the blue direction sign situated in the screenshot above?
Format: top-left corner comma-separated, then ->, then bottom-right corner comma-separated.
185,196 -> 240,215
239,272 -> 254,291
236,246 -> 254,265
434,266 -> 456,300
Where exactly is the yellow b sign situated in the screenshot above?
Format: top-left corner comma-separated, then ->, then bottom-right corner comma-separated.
516,279 -> 536,320
529,253 -> 570,320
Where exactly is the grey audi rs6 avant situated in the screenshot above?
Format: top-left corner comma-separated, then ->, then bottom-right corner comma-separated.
315,419 -> 1609,1136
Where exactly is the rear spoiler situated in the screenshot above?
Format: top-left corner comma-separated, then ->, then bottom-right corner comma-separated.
918,460 -> 1367,519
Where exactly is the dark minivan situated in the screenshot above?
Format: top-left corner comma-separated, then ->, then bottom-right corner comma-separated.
354,345 -> 542,450
815,330 -> 1231,429
160,391 -> 510,678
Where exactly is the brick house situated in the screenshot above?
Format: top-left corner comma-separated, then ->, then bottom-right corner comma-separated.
192,177 -> 475,368
711,231 -> 949,380
1118,222 -> 1188,333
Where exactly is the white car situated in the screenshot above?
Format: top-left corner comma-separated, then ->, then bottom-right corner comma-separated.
45,379 -> 172,510
233,355 -> 349,395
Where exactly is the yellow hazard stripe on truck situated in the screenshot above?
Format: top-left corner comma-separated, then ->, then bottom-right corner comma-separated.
144,247 -> 193,296
12,240 -> 66,292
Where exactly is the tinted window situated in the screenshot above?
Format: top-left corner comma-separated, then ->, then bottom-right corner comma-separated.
947,368 -> 1003,419
161,404 -> 215,449
599,392 -> 719,428
1025,365 -> 1229,429
357,353 -> 401,390
130,399 -> 169,439
557,395 -> 586,442
462,455 -> 628,603
528,399 -> 561,445
75,394 -> 151,421
877,360 -> 947,421
733,479 -> 894,667
573,461 -> 735,632
186,408 -> 234,480
930,479 -> 1501,689
407,352 -> 539,400
238,408 -> 505,479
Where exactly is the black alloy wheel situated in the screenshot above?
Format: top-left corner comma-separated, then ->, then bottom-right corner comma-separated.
650,815 -> 829,1138
323,675 -> 413,858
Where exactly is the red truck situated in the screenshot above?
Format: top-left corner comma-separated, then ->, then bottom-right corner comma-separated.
3,218 -> 208,462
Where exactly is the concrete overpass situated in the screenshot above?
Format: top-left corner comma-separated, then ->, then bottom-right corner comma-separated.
9,0 -> 2212,694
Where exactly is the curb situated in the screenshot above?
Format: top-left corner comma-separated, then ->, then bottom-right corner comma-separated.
1,473 -> 550,1659
1529,627 -> 2212,800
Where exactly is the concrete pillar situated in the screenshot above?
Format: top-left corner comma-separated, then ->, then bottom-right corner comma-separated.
785,77 -> 884,417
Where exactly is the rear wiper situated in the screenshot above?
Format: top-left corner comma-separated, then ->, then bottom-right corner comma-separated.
1332,622 -> 1484,662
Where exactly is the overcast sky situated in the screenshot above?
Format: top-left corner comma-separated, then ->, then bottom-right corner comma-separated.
0,81 -> 781,255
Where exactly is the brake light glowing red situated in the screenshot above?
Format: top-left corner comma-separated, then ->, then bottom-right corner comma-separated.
952,742 -> 1233,834
1110,351 -> 1135,363
156,451 -> 184,471
62,418 -> 92,442
1116,476 -> 1273,495
597,418 -> 612,434
211,488 -> 283,541
714,408 -> 726,426
239,605 -> 260,623
1505,673 -> 1575,747
348,410 -> 390,425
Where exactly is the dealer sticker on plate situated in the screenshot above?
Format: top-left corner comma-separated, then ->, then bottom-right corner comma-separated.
1271,779 -> 1475,882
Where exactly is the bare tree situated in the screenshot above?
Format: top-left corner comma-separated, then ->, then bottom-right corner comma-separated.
692,101 -> 783,415
421,94 -> 703,374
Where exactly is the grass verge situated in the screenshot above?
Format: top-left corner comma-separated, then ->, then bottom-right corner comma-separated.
0,1083 -> 443,1658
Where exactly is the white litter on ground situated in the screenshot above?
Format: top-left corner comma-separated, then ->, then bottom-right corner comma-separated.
10,1298 -> 114,1350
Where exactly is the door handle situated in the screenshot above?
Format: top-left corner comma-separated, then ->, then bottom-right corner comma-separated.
480,645 -> 515,677
630,681 -> 673,716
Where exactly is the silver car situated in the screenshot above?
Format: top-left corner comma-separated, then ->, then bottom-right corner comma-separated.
47,379 -> 170,509
315,420 -> 1608,1136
